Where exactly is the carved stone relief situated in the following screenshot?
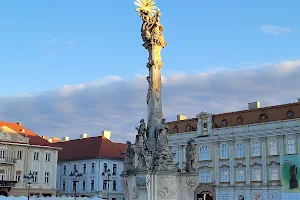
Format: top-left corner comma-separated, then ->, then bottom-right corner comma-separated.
157,178 -> 176,199
186,177 -> 198,186
131,186 -> 138,199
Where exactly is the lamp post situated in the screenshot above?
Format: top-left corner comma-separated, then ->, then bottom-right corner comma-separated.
23,171 -> 34,200
69,169 -> 82,200
102,169 -> 116,200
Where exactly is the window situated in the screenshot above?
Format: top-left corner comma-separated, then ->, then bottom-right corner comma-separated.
103,180 -> 107,190
270,168 -> 279,180
236,143 -> 244,158
287,137 -> 296,154
221,168 -> 229,182
113,164 -> 117,174
16,173 -> 21,182
104,163 -> 107,172
220,143 -> 228,159
254,194 -> 261,200
91,163 -> 95,173
199,170 -> 211,183
44,172 -> 50,184
238,195 -> 245,200
63,166 -> 66,175
82,180 -> 86,190
74,165 -> 77,170
91,180 -> 94,191
172,149 -> 178,163
252,168 -> 261,181
0,150 -> 6,159
252,141 -> 260,156
33,171 -> 38,183
113,180 -> 117,190
221,195 -> 229,200
62,181 -> 66,191
236,169 -> 244,182
269,140 -> 278,155
17,150 -> 22,160
0,173 -> 4,180
200,145 -> 210,160
83,164 -> 86,173
45,153 -> 51,162
33,152 -> 39,161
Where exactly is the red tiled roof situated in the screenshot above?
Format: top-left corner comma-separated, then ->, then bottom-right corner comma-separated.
0,121 -> 54,147
167,102 -> 300,134
52,136 -> 126,161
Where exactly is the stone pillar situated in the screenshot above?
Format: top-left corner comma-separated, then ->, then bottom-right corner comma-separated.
261,137 -> 267,185
196,117 -> 202,137
214,142 -> 220,185
229,141 -> 234,185
207,115 -> 213,135
279,135 -> 284,173
245,139 -> 250,185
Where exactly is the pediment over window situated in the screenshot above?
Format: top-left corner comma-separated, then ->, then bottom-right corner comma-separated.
196,112 -> 213,118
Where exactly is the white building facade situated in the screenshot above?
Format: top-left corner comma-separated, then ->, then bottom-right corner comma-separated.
54,133 -> 126,200
168,101 -> 300,200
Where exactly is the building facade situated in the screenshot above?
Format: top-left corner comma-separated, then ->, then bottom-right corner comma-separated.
167,100 -> 300,200
53,132 -> 126,200
0,121 -> 60,197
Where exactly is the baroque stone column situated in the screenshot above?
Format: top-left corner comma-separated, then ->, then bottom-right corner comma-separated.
245,139 -> 250,185
229,141 -> 234,185
261,137 -> 267,185
138,8 -> 167,152
214,142 -> 220,185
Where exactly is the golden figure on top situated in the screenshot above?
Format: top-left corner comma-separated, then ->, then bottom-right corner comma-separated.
134,0 -> 157,17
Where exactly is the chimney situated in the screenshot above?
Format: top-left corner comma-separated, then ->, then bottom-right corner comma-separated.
101,130 -> 111,140
177,114 -> 187,121
42,136 -> 49,140
248,102 -> 261,110
16,122 -> 22,126
80,133 -> 88,139
21,129 -> 26,133
62,136 -> 70,142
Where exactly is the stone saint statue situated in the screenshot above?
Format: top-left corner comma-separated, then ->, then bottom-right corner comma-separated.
135,119 -> 147,169
121,141 -> 135,173
185,139 -> 196,172
153,118 -> 175,170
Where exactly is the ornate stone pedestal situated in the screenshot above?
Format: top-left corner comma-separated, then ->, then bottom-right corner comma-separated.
121,171 -> 199,200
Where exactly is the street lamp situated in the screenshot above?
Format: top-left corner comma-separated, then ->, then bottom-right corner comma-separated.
23,171 -> 34,200
102,169 -> 116,200
69,169 -> 82,200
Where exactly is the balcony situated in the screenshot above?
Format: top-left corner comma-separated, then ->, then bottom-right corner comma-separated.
0,157 -> 17,164
0,180 -> 17,191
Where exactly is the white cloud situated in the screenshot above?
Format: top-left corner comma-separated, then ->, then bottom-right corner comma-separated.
0,60 -> 299,143
44,39 -> 57,43
260,25 -> 291,35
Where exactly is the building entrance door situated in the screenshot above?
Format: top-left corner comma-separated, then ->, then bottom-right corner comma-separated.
197,192 -> 213,200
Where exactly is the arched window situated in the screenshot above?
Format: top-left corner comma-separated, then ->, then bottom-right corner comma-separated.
236,142 -> 244,158
173,126 -> 178,133
252,141 -> 260,156
200,145 -> 210,160
252,167 -> 261,181
236,167 -> 245,182
270,167 -> 279,180
220,143 -> 228,159
287,136 -> 296,154
220,168 -> 229,182
269,139 -> 278,155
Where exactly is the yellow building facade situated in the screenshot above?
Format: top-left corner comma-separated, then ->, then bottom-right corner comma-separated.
168,101 -> 300,200
0,122 -> 60,197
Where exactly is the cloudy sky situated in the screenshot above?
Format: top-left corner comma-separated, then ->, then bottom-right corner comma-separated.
1,1 -> 300,142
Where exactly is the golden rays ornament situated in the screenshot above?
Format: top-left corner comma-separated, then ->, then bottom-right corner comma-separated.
134,0 -> 157,16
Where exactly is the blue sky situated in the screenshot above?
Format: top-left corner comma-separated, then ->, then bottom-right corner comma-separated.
1,0 -> 299,96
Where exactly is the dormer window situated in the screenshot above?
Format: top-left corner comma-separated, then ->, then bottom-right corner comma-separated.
186,125 -> 191,132
221,119 -> 227,127
287,110 -> 294,117
259,113 -> 268,121
173,126 -> 178,133
236,117 -> 243,125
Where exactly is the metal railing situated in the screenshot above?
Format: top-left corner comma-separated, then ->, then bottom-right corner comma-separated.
0,157 -> 17,164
